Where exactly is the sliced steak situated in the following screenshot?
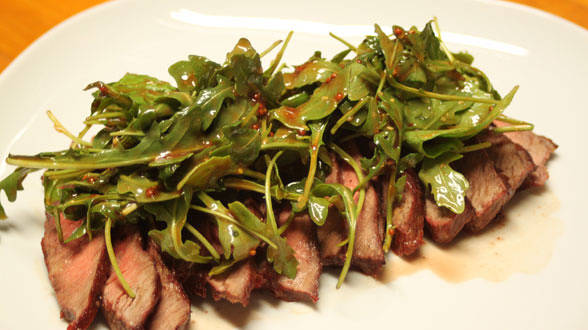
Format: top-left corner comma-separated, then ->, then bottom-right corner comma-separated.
317,151 -> 346,265
270,206 -> 321,303
493,120 -> 557,187
147,243 -> 191,330
41,214 -> 109,330
207,258 -> 256,306
102,230 -> 161,330
425,197 -> 475,244
455,149 -> 509,233
317,145 -> 385,275
165,257 -> 208,299
390,169 -> 424,256
483,132 -> 535,198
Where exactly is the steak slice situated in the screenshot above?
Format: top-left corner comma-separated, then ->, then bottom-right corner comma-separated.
270,206 -> 321,303
147,243 -> 191,330
41,214 -> 108,330
390,169 -> 424,256
483,132 -> 535,198
317,145 -> 385,275
493,120 -> 557,187
425,197 -> 475,244
317,151 -> 346,265
102,230 -> 161,330
165,258 -> 208,299
207,258 -> 256,306
455,149 -> 510,233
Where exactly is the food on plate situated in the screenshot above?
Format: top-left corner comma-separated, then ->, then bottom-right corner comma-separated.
0,20 -> 556,329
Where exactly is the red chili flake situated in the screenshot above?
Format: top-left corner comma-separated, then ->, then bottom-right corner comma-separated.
388,228 -> 395,236
335,93 -> 344,102
298,129 -> 307,136
82,175 -> 97,184
268,131 -> 275,137
392,67 -> 399,76
356,59 -> 362,64
98,84 -> 109,96
252,123 -> 260,130
295,64 -> 305,74
489,106 -> 494,111
393,27 -> 404,37
325,72 -> 337,83
408,29 -> 416,35
249,249 -> 257,256
145,186 -> 159,198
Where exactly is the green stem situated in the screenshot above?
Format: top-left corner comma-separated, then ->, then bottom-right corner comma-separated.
242,169 -> 267,181
264,31 -> 293,78
433,17 -> 455,63
105,218 -> 136,298
190,204 -> 278,249
265,151 -> 283,234
47,110 -> 94,147
184,222 -> 221,261
461,141 -> 491,153
261,141 -> 309,150
260,39 -> 283,58
277,210 -> 295,235
330,98 -> 368,135
388,78 -> 500,105
329,143 -> 366,218
493,125 -> 534,133
328,32 -> 358,52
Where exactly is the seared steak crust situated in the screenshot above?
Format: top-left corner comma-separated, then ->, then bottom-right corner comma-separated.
147,243 -> 191,330
493,120 -> 557,188
390,169 -> 425,256
207,258 -> 256,307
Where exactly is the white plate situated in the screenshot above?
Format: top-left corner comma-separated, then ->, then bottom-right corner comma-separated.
0,0 -> 587,329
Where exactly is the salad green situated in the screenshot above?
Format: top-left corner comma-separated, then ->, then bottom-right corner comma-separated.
0,19 -> 531,293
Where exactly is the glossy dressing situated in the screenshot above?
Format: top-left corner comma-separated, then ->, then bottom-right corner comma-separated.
380,189 -> 562,283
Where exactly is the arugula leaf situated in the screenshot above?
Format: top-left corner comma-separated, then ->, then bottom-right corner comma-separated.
145,190 -> 211,263
228,201 -> 298,279
168,55 -> 220,93
271,68 -> 348,130
0,167 -> 37,219
419,152 -> 469,214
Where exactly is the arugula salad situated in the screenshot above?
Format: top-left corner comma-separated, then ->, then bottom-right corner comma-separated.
0,20 -> 530,294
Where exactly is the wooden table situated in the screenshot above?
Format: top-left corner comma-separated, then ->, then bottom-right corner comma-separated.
0,0 -> 587,73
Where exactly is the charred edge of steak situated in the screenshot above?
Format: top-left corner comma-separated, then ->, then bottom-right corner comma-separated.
163,256 -> 208,299
270,206 -> 321,303
483,131 -> 535,198
390,169 -> 425,256
207,258 -> 256,307
493,120 -> 557,188
454,149 -> 510,233
102,229 -> 161,330
424,196 -> 475,244
147,242 -> 191,330
41,213 -> 109,330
